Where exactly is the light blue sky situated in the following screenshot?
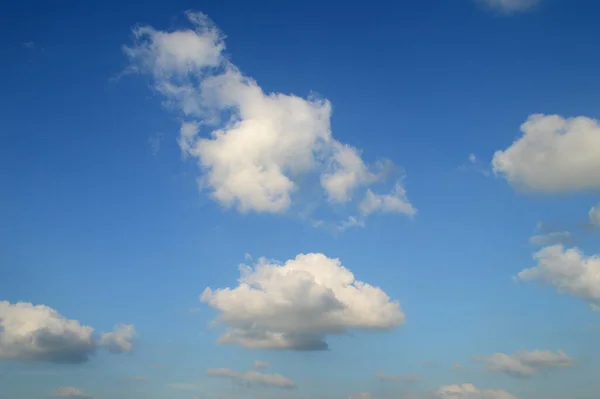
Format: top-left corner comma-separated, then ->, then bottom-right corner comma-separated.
1,1 -> 600,399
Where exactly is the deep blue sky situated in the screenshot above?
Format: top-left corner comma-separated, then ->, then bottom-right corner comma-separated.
1,1 -> 599,399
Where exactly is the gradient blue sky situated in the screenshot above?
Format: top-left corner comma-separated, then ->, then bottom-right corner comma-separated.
1,1 -> 600,399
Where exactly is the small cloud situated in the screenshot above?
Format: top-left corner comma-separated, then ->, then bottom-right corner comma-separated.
207,368 -> 296,389
451,363 -> 462,370
591,304 -> 600,312
99,324 -> 136,353
148,132 -> 164,156
529,231 -> 572,246
22,41 -> 35,48
54,387 -> 90,398
474,349 -> 573,377
422,360 -> 433,366
589,204 -> 600,227
253,360 -> 270,369
337,216 -> 365,232
459,153 -> 491,177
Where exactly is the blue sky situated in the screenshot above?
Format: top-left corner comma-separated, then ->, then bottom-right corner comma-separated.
1,0 -> 600,399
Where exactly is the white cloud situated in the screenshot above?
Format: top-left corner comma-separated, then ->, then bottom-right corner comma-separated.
435,383 -> 518,399
452,363 -> 463,370
207,368 -> 296,388
55,387 -> 90,398
492,114 -> 600,193
376,370 -> 420,382
99,324 -> 136,353
124,11 -> 414,221
360,182 -> 416,216
200,253 -> 404,350
517,245 -> 600,302
529,231 -> 571,246
0,301 -> 135,364
148,132 -> 164,156
589,204 -> 600,226
591,304 -> 600,312
478,0 -> 541,12
321,144 -> 381,203
253,360 -> 270,369
475,349 -> 573,377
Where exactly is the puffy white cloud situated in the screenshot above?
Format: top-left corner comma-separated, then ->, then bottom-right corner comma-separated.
475,349 -> 573,377
492,114 -> 600,193
0,301 -> 135,364
360,183 -> 416,216
516,245 -> 600,302
589,204 -> 600,226
124,11 -> 414,221
99,324 -> 136,353
478,0 -> 540,12
200,253 -> 404,350
54,387 -> 90,398
206,368 -> 296,388
253,360 -> 270,369
376,370 -> 420,382
435,383 -> 518,399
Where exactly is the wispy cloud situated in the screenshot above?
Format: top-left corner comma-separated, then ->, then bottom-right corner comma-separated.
206,368 -> 296,388
474,349 -> 573,377
148,132 -> 164,156
54,387 -> 91,398
478,0 -> 541,13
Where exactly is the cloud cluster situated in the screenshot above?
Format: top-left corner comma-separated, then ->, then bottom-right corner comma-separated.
516,245 -> 600,304
475,349 -> 573,377
201,253 -> 404,350
435,383 -> 518,399
206,367 -> 296,388
0,301 -> 135,364
493,114 -> 600,193
478,0 -> 541,13
124,11 -> 414,223
54,387 -> 90,398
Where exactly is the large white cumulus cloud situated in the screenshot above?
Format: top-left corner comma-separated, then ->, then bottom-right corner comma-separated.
124,11 -> 415,222
200,253 -> 404,350
493,114 -> 600,193
0,301 -> 135,364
